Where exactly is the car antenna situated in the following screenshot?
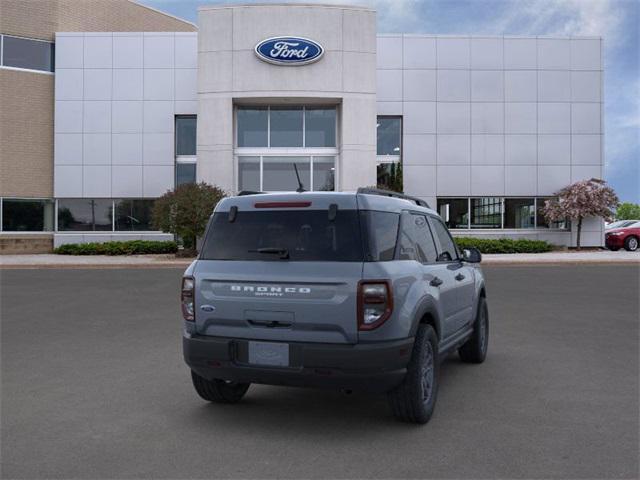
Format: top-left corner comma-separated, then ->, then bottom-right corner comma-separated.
293,163 -> 306,193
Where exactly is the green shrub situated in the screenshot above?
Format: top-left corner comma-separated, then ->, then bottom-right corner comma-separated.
54,240 -> 178,256
454,237 -> 553,254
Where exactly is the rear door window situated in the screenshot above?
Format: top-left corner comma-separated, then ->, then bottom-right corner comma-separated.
360,211 -> 400,261
201,210 -> 363,261
398,213 -> 438,263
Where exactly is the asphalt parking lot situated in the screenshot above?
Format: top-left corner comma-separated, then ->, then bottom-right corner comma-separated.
1,265 -> 638,479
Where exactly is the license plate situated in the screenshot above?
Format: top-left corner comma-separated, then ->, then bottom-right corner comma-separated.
248,341 -> 289,367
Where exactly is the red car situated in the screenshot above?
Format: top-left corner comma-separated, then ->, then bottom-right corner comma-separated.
605,221 -> 640,251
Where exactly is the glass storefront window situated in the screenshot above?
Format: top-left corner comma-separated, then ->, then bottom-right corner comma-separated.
536,197 -> 569,229
437,198 -> 469,229
262,156 -> 310,191
57,199 -> 112,231
2,199 -> 54,231
238,156 -> 261,191
269,107 -> 304,147
377,161 -> 403,193
2,35 -> 54,72
237,107 -> 268,147
176,163 -> 196,187
114,199 -> 155,231
312,157 -> 335,191
471,197 -> 502,229
377,117 -> 401,156
305,107 -> 336,147
175,116 -> 196,156
504,198 -> 535,228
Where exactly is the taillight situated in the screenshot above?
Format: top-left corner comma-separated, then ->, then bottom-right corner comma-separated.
358,281 -> 393,330
181,276 -> 195,321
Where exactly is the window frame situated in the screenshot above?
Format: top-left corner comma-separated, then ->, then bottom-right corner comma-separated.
235,105 -> 339,193
376,116 -> 403,192
0,197 -> 55,232
175,115 -> 197,186
436,197 -> 570,231
235,105 -> 338,149
0,34 -> 55,75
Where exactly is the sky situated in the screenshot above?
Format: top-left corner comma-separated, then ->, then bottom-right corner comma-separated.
141,0 -> 639,203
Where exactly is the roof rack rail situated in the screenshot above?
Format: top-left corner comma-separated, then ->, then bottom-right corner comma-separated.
356,188 -> 430,209
237,190 -> 265,196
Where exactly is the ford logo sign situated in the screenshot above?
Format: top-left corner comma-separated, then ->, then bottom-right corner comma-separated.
255,36 -> 324,66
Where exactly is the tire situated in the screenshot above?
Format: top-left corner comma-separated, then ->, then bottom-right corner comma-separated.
191,370 -> 250,404
459,296 -> 489,364
624,236 -> 639,252
387,325 -> 439,424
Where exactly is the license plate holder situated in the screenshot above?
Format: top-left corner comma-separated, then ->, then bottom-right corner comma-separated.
248,341 -> 289,367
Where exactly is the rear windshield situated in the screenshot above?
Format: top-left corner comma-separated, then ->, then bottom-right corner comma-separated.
201,210 -> 364,261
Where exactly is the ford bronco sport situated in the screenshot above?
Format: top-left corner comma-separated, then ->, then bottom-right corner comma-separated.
182,189 -> 488,424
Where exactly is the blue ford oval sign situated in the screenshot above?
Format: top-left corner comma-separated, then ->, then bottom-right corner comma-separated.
255,37 -> 324,66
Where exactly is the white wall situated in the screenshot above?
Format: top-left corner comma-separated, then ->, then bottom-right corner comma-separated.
54,32 -> 198,199
197,4 -> 378,193
378,35 -> 604,245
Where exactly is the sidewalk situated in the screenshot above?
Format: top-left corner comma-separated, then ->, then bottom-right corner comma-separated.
1,251 -> 639,268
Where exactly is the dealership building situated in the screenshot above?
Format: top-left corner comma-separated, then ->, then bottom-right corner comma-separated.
0,1 -> 604,252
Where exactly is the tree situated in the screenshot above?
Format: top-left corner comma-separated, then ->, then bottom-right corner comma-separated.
543,178 -> 619,250
616,202 -> 640,220
152,182 -> 226,252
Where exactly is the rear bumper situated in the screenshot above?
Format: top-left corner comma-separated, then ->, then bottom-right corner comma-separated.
183,333 -> 414,393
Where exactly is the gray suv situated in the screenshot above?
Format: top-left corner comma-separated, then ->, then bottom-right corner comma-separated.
182,189 -> 488,424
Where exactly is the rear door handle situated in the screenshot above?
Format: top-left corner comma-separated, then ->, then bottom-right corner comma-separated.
430,277 -> 443,287
455,273 -> 466,281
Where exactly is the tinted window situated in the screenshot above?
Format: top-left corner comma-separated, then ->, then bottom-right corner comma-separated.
398,213 -> 438,263
504,198 -> 534,228
175,116 -> 196,155
536,197 -> 569,229
312,157 -> 335,191
176,163 -> 196,186
429,217 -> 458,262
377,117 -> 401,156
262,157 -> 310,191
114,199 -> 155,231
57,199 -> 112,231
305,108 -> 336,147
2,199 -> 53,231
437,198 -> 468,229
202,210 -> 363,262
2,35 -> 54,72
237,107 -> 268,147
471,197 -> 502,229
238,157 -> 260,191
270,107 -> 303,147
360,211 -> 399,261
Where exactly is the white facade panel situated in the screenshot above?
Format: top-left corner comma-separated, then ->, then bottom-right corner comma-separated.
471,71 -> 503,101
504,38 -> 537,69
538,103 -> 570,134
505,71 -> 537,102
436,37 -> 470,69
83,35 -> 112,68
571,103 -> 601,134
402,36 -> 436,69
471,135 -> 504,165
437,70 -> 470,101
470,38 -> 503,69
471,103 -> 504,134
437,103 -> 470,134
54,32 -> 197,199
403,70 -> 436,101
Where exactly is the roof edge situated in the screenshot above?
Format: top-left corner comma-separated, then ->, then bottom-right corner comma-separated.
129,0 -> 198,30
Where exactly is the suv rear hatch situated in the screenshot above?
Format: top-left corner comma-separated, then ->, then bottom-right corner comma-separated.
194,194 -> 363,344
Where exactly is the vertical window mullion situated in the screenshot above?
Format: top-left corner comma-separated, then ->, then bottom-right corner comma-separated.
467,198 -> 471,229
1,35 -> 4,67
501,198 -> 505,229
259,156 -> 264,191
0,197 -> 3,232
112,200 -> 116,232
302,106 -> 306,148
267,106 -> 271,148
310,156 -> 314,192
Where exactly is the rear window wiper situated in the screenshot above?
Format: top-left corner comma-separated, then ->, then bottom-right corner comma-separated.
248,247 -> 290,259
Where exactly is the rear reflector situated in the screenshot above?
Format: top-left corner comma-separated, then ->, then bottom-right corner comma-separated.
254,201 -> 312,208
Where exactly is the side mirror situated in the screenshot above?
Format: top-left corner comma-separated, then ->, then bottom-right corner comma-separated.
462,247 -> 482,263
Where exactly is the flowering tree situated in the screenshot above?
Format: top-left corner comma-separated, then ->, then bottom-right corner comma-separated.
543,178 -> 619,250
152,182 -> 226,252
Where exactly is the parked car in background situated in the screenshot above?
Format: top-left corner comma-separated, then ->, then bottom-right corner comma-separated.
605,220 -> 639,230
605,222 -> 640,251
